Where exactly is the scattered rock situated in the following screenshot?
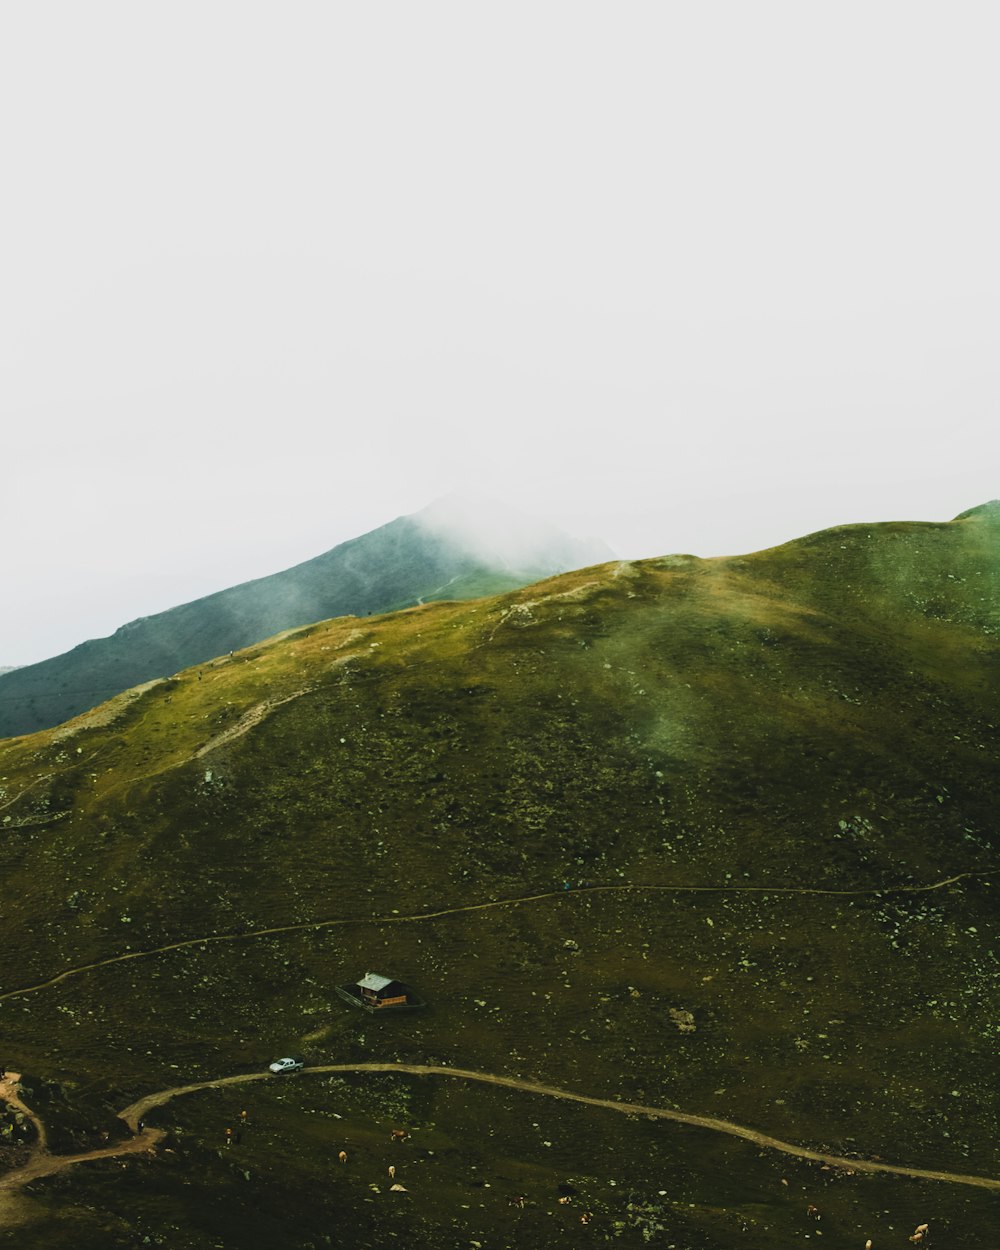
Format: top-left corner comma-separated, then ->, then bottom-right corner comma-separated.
668,1007 -> 696,1033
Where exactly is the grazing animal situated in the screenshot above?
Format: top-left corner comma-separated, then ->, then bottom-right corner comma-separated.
338,1151 -> 348,1164
390,1129 -> 408,1142
388,1165 -> 396,1179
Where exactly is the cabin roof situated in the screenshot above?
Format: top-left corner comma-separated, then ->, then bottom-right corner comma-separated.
357,972 -> 395,992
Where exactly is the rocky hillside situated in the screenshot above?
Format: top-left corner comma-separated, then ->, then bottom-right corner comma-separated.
0,503 -> 997,1250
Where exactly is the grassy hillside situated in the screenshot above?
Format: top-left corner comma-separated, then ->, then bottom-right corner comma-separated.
0,505 -> 998,1248
0,503 -> 610,739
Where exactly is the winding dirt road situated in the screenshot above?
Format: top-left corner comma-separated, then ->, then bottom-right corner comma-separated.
2,1061 -> 999,1207
0,1070 -> 163,1219
119,1063 -> 1000,1191
1,871 -> 992,1218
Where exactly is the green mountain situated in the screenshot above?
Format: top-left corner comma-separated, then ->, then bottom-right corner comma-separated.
0,498 -> 612,739
0,504 -> 997,1249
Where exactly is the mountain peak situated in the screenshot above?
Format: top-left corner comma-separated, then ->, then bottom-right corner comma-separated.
0,499 -> 612,738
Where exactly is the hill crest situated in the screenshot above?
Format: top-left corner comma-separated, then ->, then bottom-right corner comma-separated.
0,499 -> 610,739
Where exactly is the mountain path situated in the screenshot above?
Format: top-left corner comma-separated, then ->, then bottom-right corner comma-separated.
0,875 -> 986,1212
2,1062 -> 998,1207
0,773 -> 53,815
0,1073 -> 47,1153
194,688 -> 312,759
0,873 -> 975,1006
0,1070 -> 164,1221
416,574 -> 462,606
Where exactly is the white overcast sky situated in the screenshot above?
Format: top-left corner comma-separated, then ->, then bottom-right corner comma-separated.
2,2 -> 997,666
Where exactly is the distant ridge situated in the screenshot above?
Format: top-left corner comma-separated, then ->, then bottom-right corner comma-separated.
0,499 -> 612,738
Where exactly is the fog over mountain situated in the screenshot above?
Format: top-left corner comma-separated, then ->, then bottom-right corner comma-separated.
415,495 -> 611,576
0,498 -> 612,739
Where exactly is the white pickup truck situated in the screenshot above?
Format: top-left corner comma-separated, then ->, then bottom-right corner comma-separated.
268,1056 -> 305,1074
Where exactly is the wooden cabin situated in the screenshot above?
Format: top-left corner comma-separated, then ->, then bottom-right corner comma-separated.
335,970 -> 426,1013
356,972 -> 410,1008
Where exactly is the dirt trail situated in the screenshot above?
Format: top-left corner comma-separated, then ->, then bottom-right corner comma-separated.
0,874 -> 989,1210
0,1071 -> 163,1213
195,688 -> 311,759
0,1072 -> 47,1152
113,687 -> 316,795
416,574 -> 462,606
0,774 -> 52,815
119,1064 -> 1000,1192
0,873 -> 976,1006
3,1062 -> 997,1204
0,1126 -> 164,1191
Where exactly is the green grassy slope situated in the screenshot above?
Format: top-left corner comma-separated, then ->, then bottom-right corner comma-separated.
0,508 -> 607,740
0,504 -> 998,1248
